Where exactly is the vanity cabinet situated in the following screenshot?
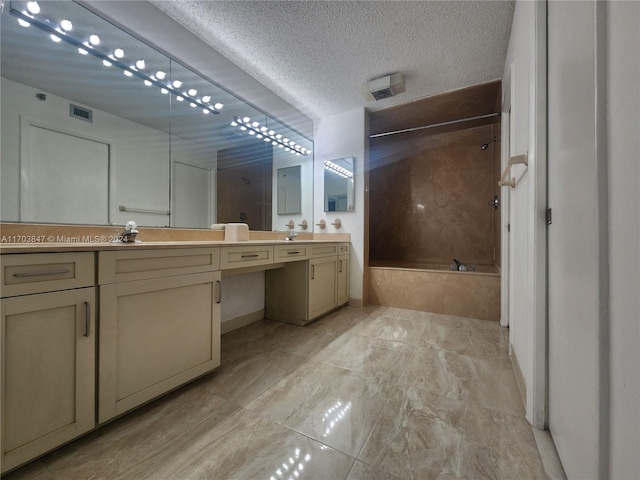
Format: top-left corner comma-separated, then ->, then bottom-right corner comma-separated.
265,243 -> 349,325
337,254 -> 350,306
98,248 -> 221,423
1,253 -> 96,473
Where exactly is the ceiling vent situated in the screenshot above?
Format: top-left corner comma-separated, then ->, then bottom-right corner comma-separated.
368,73 -> 405,101
69,104 -> 93,123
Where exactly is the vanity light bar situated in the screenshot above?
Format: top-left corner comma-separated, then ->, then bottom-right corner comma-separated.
10,5 -> 222,115
230,117 -> 311,156
324,160 -> 353,178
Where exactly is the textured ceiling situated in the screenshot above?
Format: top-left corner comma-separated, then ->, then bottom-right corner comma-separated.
150,0 -> 514,121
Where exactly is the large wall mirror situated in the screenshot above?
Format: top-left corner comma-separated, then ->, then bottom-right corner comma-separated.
1,0 -> 313,231
324,157 -> 355,212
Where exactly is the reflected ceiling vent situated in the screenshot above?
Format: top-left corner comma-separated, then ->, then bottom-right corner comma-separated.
368,73 -> 405,101
69,104 -> 93,123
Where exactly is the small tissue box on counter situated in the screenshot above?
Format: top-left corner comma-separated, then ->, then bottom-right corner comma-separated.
224,223 -> 249,241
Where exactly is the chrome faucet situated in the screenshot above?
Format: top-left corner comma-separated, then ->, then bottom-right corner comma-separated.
284,231 -> 298,241
120,220 -> 139,243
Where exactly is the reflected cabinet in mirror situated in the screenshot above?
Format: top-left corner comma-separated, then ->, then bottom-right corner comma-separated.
324,157 -> 355,212
1,0 -> 313,230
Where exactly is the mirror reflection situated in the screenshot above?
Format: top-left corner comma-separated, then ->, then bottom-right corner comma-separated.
0,0 -> 313,230
277,166 -> 301,215
324,157 -> 355,212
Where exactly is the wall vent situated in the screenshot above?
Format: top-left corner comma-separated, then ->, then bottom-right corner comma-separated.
69,104 -> 93,123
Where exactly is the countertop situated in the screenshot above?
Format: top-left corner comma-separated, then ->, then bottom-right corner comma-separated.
0,239 -> 349,254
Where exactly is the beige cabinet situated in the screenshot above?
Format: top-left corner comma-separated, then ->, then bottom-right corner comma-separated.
265,243 -> 350,325
308,255 -> 338,319
337,254 -> 350,306
98,249 -> 221,423
1,253 -> 96,473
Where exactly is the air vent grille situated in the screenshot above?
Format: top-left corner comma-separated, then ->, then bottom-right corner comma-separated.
69,104 -> 93,123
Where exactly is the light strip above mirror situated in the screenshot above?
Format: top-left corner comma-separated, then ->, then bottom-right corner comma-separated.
324,160 -> 353,178
9,2 -> 223,115
230,116 -> 312,156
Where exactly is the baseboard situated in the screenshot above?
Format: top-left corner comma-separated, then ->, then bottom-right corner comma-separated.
348,297 -> 363,307
221,309 -> 265,334
510,343 -> 527,410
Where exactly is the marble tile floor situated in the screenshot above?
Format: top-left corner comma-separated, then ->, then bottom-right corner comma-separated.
4,305 -> 552,480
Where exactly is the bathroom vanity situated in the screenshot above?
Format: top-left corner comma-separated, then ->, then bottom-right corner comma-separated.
0,238 -> 349,472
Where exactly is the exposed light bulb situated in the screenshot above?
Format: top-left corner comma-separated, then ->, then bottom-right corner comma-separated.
60,20 -> 72,31
78,47 -> 88,55
243,117 -> 250,123
268,130 -> 275,136
102,59 -> 112,67
260,126 -> 267,132
50,34 -> 61,43
240,126 -> 247,131
276,134 -> 283,139
18,18 -> 31,27
190,103 -> 197,108
230,121 -> 238,127
123,70 -> 132,77
172,80 -> 182,88
89,34 -> 100,45
156,71 -> 166,80
136,60 -> 146,70
252,121 -> 259,127
202,109 -> 210,115
187,88 -> 197,96
143,80 -> 152,86
257,134 -> 263,139
161,88 -> 168,94
27,2 -> 40,14
114,48 -> 124,58
249,130 -> 255,135
214,103 -> 223,110
176,96 -> 184,102
201,95 -> 211,103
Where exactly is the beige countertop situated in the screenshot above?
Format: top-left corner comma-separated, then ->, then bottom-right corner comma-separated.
0,223 -> 350,254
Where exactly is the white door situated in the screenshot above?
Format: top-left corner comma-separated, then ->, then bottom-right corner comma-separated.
547,2 -> 604,478
21,122 -> 110,224
172,162 -> 212,228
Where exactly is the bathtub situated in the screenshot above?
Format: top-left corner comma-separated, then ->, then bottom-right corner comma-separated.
367,262 -> 501,322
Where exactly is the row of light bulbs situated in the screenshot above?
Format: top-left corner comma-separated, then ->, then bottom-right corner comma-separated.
14,1 -> 312,155
324,160 -> 353,178
230,117 -> 312,156
13,2 -> 223,115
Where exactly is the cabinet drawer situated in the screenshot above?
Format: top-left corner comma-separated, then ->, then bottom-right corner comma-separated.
309,243 -> 338,258
339,243 -> 350,254
220,246 -> 273,270
274,245 -> 309,262
99,248 -> 220,284
1,253 -> 94,297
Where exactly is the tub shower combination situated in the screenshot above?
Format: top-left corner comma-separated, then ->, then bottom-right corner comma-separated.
368,122 -> 501,322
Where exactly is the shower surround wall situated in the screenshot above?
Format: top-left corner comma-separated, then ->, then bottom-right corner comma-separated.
369,124 -> 501,321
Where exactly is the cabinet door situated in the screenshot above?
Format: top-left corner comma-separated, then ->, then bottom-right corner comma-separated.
1,288 -> 95,473
99,272 -> 221,423
337,254 -> 349,306
308,256 -> 338,320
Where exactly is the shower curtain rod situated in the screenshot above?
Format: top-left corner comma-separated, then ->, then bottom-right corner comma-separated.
369,112 -> 500,139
